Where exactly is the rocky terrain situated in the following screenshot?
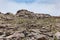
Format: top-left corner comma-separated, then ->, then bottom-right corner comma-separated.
0,9 -> 60,40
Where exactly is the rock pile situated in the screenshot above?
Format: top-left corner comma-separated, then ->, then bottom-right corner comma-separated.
16,9 -> 51,19
0,9 -> 59,40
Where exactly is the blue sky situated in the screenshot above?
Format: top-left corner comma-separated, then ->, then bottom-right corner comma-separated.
0,0 -> 60,16
12,0 -> 55,4
12,0 -> 35,3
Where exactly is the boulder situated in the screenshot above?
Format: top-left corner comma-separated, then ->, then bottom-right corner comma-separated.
6,32 -> 25,39
33,34 -> 47,40
29,29 -> 40,33
55,32 -> 60,40
37,37 -> 47,40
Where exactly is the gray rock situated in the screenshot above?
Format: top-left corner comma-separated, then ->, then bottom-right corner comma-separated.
29,29 -> 40,33
54,32 -> 60,40
43,32 -> 53,37
37,37 -> 47,40
35,34 -> 46,39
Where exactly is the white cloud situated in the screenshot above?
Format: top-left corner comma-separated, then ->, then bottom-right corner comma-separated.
0,0 -> 59,16
55,0 -> 60,16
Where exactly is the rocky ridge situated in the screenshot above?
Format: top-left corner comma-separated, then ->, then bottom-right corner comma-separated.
0,9 -> 60,40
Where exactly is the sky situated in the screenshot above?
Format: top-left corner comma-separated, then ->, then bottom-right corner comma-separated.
0,0 -> 60,16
